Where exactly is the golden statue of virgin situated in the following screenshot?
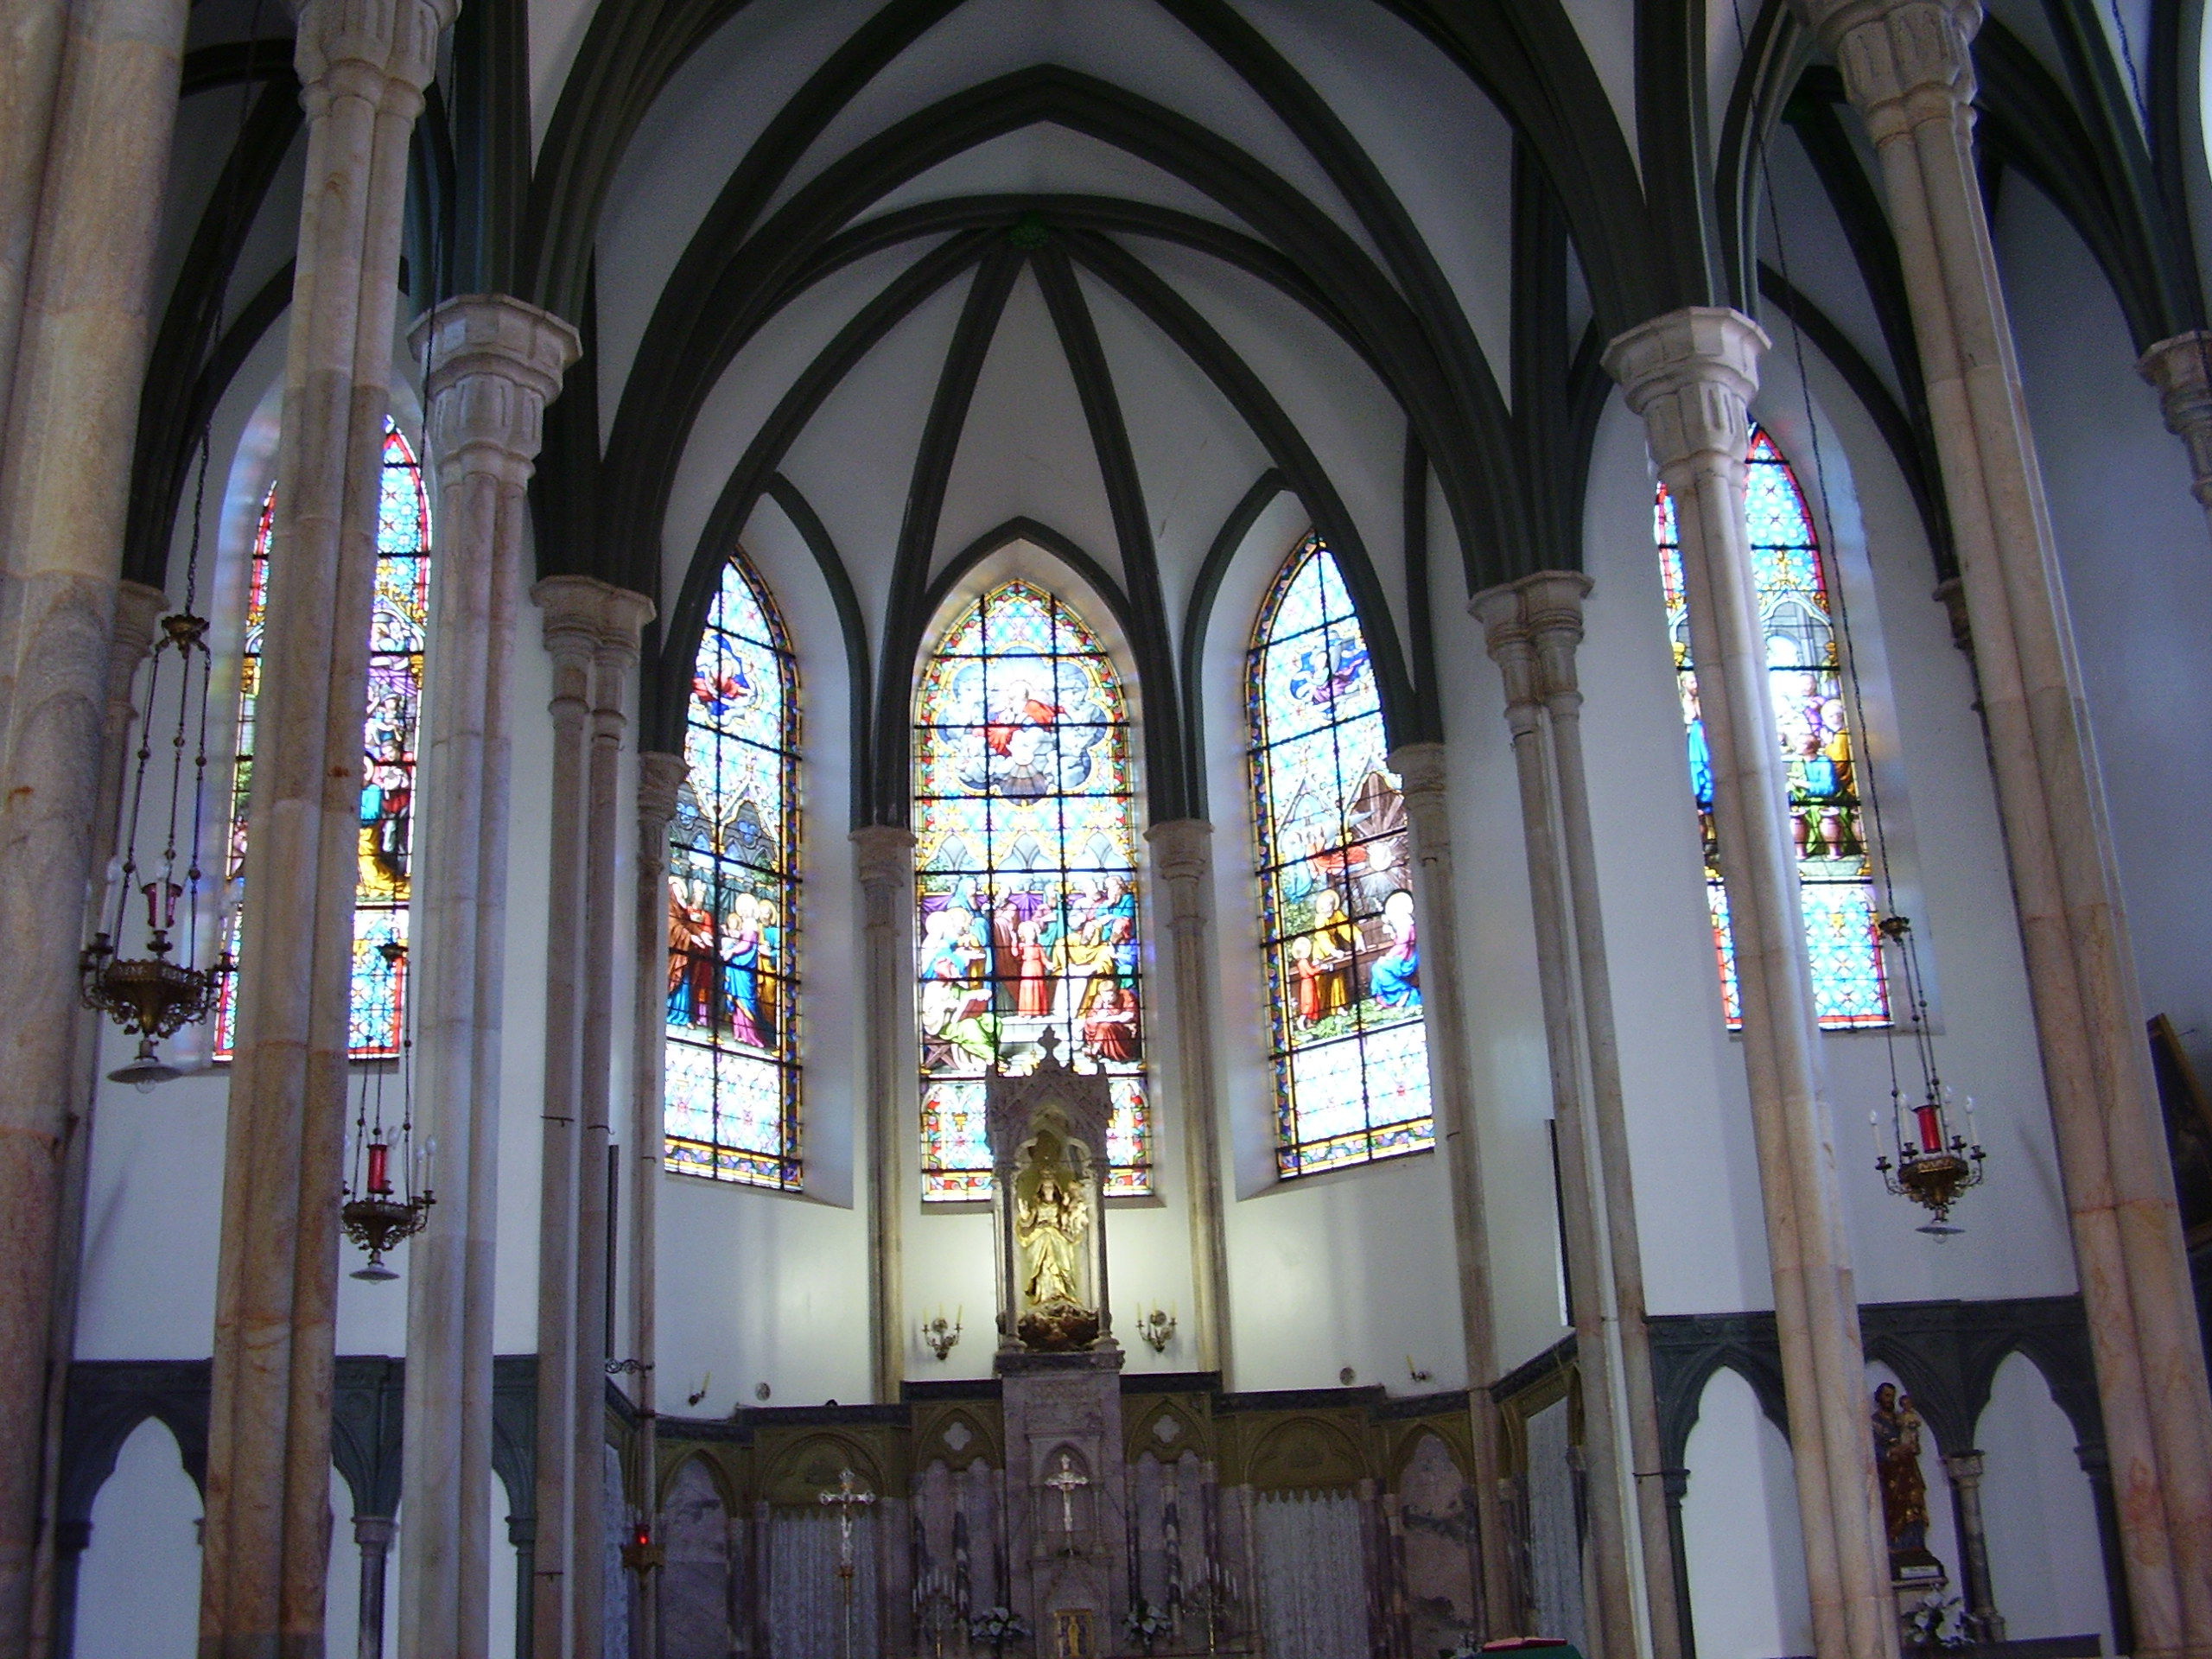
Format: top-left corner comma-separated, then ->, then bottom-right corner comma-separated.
1018,1166 -> 1089,1309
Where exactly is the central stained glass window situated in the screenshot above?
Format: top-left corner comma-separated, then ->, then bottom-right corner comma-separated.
214,421 -> 427,1059
912,579 -> 1151,1200
664,552 -> 802,1187
1656,426 -> 1890,1028
1249,537 -> 1433,1178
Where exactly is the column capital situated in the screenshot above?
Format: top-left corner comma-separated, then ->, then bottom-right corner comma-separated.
2138,331 -> 2212,509
851,823 -> 918,889
637,751 -> 689,828
531,575 -> 654,664
1468,585 -> 1543,731
1145,817 -> 1214,885
1603,308 -> 1769,468
1941,1450 -> 1986,1482
293,0 -> 456,118
1794,0 -> 1980,136
353,1513 -> 398,1549
1387,740 -> 1449,802
412,294 -> 582,486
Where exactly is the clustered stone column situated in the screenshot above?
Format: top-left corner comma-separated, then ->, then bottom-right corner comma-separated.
627,749 -> 690,1658
1940,1451 -> 2002,1643
1797,5 -> 2212,1655
853,823 -> 917,1400
1466,577 -> 1680,1659
197,5 -> 454,1649
1144,818 -> 1232,1377
396,295 -> 580,1659
1605,308 -> 1897,1659
0,0 -> 183,1646
1387,741 -> 1515,1637
531,575 -> 651,1659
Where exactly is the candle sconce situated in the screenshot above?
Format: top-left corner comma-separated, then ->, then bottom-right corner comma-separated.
1135,1306 -> 1177,1354
921,1309 -> 963,1362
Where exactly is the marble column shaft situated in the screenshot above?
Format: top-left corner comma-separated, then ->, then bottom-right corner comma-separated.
1144,818 -> 1232,1379
397,296 -> 579,1659
1387,742 -> 1515,1638
628,750 -> 688,1659
1940,1452 -> 2001,1642
531,575 -> 650,1659
1605,308 -> 1896,1659
853,824 -> 916,1401
199,7 -> 452,1651
356,1515 -> 396,1659
1467,575 -> 1678,1659
1800,6 -> 2212,1653
0,0 -> 183,1646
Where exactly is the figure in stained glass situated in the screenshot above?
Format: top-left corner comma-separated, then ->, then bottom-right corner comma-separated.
664,552 -> 804,1188
1248,537 -> 1434,1178
1656,427 -> 1890,1028
215,421 -> 428,1059
913,580 -> 1152,1200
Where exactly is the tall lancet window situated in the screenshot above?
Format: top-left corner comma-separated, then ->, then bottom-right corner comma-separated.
1656,427 -> 1890,1028
214,421 -> 429,1059
665,554 -> 803,1188
1248,537 -> 1433,1178
913,580 -> 1152,1200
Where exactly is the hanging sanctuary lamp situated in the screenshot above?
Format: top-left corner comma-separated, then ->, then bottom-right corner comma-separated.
340,940 -> 435,1280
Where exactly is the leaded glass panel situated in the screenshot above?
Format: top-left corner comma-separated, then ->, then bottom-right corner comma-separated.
912,580 -> 1152,1200
1248,537 -> 1433,1178
1656,429 -> 1891,1029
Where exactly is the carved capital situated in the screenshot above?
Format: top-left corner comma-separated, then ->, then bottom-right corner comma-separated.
1387,740 -> 1448,804
1145,817 -> 1213,888
412,294 -> 581,486
1941,1450 -> 1986,1485
294,0 -> 455,118
532,575 -> 653,667
352,1512 -> 397,1551
1468,583 -> 1542,734
1520,570 -> 1592,711
1604,308 -> 1768,470
107,581 -> 168,709
851,825 -> 918,911
2139,331 -> 2212,509
1796,0 -> 1980,137
637,751 -> 690,830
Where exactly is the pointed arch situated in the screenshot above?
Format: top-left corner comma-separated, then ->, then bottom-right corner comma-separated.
665,549 -> 804,1189
213,422 -> 429,1059
1247,537 -> 1433,1179
1654,426 -> 1891,1029
912,579 -> 1152,1199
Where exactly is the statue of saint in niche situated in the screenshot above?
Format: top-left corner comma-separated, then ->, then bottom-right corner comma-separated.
1014,1130 -> 1098,1350
1871,1382 -> 1933,1557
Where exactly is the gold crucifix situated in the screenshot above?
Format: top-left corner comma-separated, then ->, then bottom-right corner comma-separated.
818,1467 -> 877,1577
1043,1451 -> 1090,1536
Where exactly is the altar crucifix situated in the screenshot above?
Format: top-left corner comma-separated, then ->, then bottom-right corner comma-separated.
1045,1452 -> 1090,1550
819,1468 -> 877,1659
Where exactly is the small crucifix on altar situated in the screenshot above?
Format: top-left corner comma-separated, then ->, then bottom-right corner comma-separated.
819,1467 -> 877,1659
1044,1451 -> 1090,1554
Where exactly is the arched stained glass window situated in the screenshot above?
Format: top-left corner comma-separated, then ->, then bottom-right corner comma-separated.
1248,537 -> 1433,1178
664,555 -> 803,1187
213,421 -> 428,1059
912,580 -> 1151,1201
1655,427 -> 1890,1028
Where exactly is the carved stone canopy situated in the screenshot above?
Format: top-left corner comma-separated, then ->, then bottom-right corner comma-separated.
984,1029 -> 1113,1178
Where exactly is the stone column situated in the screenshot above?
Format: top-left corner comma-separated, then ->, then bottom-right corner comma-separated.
1466,575 -> 1681,1659
853,824 -> 916,1402
1940,1451 -> 2002,1643
627,750 -> 688,1659
507,1516 -> 535,1659
531,575 -> 651,1659
397,296 -> 580,1659
2139,333 -> 2212,524
0,0 -> 182,1644
1388,741 -> 1514,1638
1144,819 -> 1232,1379
1800,6 -> 2212,1653
356,1514 -> 396,1659
1605,308 -> 1897,1659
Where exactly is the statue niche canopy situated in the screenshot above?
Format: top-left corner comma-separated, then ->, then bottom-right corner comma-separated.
987,1029 -> 1116,1359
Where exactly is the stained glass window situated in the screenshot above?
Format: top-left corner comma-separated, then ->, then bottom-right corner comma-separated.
1248,537 -> 1433,1178
214,422 -> 428,1059
1655,428 -> 1890,1029
912,580 -> 1151,1200
665,555 -> 803,1187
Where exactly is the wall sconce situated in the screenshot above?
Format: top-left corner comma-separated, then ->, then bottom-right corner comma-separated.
1136,1306 -> 1176,1354
921,1308 -> 962,1362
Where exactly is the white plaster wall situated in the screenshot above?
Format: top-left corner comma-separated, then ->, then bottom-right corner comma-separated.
74,1417 -> 202,1659
1996,175 -> 2212,1084
1681,1368 -> 1814,1659
1975,1350 -> 2113,1648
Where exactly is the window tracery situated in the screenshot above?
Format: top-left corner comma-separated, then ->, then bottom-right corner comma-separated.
1655,427 -> 1891,1028
213,421 -> 427,1059
912,579 -> 1152,1200
1248,537 -> 1433,1177
665,553 -> 804,1188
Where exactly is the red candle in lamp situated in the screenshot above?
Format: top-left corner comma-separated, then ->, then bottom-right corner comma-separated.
1913,1100 -> 1944,1158
366,1140 -> 392,1196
